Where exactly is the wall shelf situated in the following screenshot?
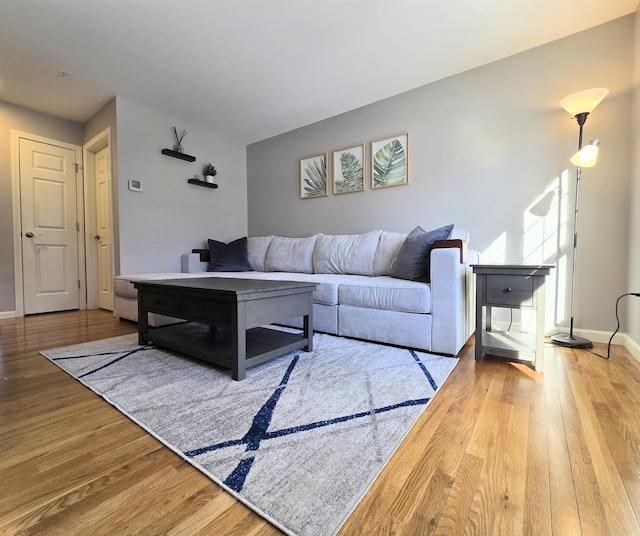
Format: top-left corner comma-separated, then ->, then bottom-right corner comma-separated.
162,148 -> 196,162
188,179 -> 218,189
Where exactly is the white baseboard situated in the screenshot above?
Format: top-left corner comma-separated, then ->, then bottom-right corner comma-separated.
622,334 -> 640,363
550,327 -> 640,362
0,311 -> 17,320
493,322 -> 640,362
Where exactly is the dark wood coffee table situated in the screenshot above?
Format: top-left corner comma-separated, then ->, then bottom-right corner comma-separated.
134,277 -> 315,380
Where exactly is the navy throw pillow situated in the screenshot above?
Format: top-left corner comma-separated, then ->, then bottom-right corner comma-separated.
391,224 -> 454,283
207,237 -> 252,272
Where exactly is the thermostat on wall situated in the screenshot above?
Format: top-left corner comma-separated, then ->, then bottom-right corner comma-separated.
128,179 -> 143,192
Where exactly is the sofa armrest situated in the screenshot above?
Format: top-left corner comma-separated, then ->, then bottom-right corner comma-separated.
181,252 -> 208,273
433,238 -> 466,263
430,247 -> 474,355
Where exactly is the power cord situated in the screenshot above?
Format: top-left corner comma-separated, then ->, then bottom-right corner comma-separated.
588,292 -> 640,360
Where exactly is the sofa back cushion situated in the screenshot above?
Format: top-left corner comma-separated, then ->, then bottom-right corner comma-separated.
247,236 -> 274,271
312,231 -> 381,276
373,231 -> 408,276
264,235 -> 319,273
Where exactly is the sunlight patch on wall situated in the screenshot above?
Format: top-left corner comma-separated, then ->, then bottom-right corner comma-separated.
522,170 -> 570,332
481,231 -> 506,264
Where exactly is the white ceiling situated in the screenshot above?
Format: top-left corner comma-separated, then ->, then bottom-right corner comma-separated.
0,0 -> 637,144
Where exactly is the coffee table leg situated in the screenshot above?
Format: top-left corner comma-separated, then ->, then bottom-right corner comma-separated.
232,303 -> 247,381
303,293 -> 313,352
138,293 -> 149,346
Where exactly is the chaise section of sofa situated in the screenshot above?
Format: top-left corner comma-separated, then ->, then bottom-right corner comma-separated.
114,227 -> 479,355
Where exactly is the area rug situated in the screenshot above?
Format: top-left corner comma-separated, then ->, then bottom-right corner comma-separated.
41,329 -> 457,536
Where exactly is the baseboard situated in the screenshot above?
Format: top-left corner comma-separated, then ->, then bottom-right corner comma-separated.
549,327 -> 640,362
495,322 -> 635,350
0,310 -> 17,320
622,334 -> 640,363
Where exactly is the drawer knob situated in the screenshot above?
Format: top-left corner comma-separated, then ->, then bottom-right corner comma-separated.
503,287 -> 512,293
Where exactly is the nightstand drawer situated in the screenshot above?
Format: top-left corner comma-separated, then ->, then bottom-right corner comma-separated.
485,275 -> 533,307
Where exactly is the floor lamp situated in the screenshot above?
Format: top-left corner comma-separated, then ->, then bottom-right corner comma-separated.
551,87 -> 608,348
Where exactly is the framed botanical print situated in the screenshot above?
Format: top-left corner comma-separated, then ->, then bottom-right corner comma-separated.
300,153 -> 328,199
333,144 -> 365,194
371,132 -> 410,189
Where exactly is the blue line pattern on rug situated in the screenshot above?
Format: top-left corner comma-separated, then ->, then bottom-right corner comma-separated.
53,346 -> 154,379
186,349 -> 437,492
409,349 -> 439,390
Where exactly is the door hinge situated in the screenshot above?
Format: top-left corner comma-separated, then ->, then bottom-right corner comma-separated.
74,163 -> 83,173
78,280 -> 81,289
76,222 -> 80,232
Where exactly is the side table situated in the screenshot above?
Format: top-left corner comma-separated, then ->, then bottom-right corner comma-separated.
472,264 -> 553,372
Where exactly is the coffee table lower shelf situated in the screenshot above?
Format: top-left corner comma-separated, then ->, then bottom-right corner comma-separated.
146,322 -> 309,372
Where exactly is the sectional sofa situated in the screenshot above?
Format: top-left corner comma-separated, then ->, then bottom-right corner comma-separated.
114,226 -> 480,355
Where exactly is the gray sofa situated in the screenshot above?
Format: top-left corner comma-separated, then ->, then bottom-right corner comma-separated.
114,227 -> 479,355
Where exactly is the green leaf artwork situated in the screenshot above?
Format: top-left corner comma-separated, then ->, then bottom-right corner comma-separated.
301,155 -> 327,198
373,139 -> 407,188
335,151 -> 363,193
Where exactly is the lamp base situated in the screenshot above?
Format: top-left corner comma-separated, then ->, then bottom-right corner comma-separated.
550,332 -> 593,348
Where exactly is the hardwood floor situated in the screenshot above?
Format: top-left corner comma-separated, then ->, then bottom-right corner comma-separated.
1,310 -> 639,535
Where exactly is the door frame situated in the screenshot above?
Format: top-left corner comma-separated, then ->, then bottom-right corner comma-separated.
11,130 -> 86,317
83,127 -> 114,310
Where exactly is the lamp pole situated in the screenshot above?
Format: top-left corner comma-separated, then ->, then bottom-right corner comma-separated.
552,88 -> 607,348
552,113 -> 593,347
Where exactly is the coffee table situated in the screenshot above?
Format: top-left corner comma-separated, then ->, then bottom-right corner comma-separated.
134,277 -> 316,380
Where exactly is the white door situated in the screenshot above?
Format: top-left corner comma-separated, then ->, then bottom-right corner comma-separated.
20,139 -> 80,314
94,145 -> 114,310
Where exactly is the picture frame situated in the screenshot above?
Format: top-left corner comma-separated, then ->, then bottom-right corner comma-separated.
333,144 -> 365,194
371,132 -> 410,189
300,153 -> 328,199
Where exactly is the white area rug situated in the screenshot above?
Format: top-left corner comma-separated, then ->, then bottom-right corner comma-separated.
41,330 -> 457,536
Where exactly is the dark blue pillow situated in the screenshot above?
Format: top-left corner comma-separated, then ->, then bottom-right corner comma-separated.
391,224 -> 454,283
207,237 -> 252,272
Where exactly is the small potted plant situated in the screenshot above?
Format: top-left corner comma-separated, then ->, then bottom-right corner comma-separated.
203,163 -> 217,183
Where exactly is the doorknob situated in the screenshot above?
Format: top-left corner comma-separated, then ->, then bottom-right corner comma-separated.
25,232 -> 34,238
94,235 -> 101,240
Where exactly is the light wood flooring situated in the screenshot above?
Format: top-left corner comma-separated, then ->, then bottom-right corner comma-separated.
1,310 -> 640,535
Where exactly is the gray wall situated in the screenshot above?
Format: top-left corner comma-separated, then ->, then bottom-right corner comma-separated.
114,97 -> 248,274
0,102 -> 84,313
247,16 -> 634,334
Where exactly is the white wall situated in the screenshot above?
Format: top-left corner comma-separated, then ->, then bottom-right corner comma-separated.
114,97 -> 248,275
247,16 -> 634,334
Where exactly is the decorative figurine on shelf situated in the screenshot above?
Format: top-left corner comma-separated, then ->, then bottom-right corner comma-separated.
203,163 -> 217,183
172,127 -> 187,153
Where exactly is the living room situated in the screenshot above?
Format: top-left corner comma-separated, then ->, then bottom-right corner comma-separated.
2,2 -> 640,534
0,5 -> 639,357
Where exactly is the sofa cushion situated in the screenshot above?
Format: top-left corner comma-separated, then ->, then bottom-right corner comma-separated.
391,224 -> 454,283
207,237 -> 252,272
265,235 -> 318,273
373,231 -> 407,276
312,231 -> 381,276
338,275 -> 431,314
247,236 -> 274,271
